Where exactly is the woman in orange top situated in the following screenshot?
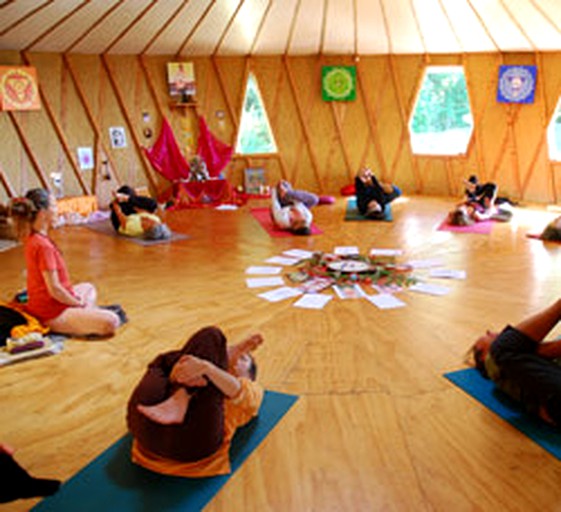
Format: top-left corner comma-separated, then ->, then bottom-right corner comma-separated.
9,189 -> 121,337
127,326 -> 263,477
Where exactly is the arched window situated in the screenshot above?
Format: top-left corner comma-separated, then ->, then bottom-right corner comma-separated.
235,73 -> 277,154
409,66 -> 473,155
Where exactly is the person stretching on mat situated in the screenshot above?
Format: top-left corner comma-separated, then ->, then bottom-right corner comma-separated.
471,298 -> 561,426
9,189 -> 122,337
109,185 -> 158,232
110,195 -> 171,241
355,167 -> 401,219
270,180 -> 313,235
127,326 -> 263,476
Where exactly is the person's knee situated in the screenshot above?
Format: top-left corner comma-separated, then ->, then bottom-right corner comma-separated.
99,312 -> 120,336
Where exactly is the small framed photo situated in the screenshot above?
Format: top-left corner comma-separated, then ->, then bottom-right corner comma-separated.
244,168 -> 267,194
109,126 -> 127,149
77,147 -> 94,170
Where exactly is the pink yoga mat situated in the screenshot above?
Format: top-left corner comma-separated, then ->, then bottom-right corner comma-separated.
437,219 -> 493,234
250,207 -> 323,237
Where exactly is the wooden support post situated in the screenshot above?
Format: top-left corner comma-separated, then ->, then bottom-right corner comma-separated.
356,58 -> 389,180
283,55 -> 323,192
388,54 -> 423,192
8,111 -> 50,191
100,54 -> 157,195
22,52 -> 90,196
63,54 -> 121,191
0,167 -> 17,198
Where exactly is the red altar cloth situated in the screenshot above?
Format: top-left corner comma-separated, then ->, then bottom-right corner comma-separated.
173,179 -> 232,207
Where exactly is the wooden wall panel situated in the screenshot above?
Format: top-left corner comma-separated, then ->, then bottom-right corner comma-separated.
1,51 -> 561,206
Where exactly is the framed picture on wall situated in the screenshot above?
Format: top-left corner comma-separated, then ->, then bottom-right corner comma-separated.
77,147 -> 94,170
109,127 -> 127,149
322,66 -> 356,102
0,66 -> 41,111
244,168 -> 267,194
497,65 -> 537,104
167,62 -> 196,102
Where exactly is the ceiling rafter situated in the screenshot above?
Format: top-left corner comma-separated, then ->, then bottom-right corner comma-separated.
0,0 -> 53,37
498,0 -> 536,51
103,0 -> 158,54
319,0 -> 328,55
409,0 -> 428,55
24,0 -> 89,52
141,0 -> 188,55
285,0 -> 303,55
65,1 -> 125,54
176,0 -> 216,58
249,0 -> 273,56
465,0 -> 500,52
528,0 -> 561,37
212,0 -> 245,56
437,0 -> 464,53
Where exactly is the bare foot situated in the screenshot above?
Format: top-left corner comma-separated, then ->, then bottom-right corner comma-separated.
137,389 -> 190,425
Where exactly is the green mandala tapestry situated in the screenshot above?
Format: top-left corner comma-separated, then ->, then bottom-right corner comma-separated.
322,66 -> 356,101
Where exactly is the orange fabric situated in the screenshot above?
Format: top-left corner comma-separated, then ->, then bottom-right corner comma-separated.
56,196 -> 98,217
131,378 -> 264,477
2,301 -> 49,338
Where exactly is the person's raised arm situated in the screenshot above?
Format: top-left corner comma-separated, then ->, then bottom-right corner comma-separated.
172,355 -> 242,398
110,200 -> 128,229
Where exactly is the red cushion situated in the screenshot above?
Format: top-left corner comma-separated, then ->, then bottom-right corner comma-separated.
340,184 -> 355,196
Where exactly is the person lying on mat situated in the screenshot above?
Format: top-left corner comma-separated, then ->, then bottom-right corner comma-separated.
447,202 -> 513,225
109,185 -> 158,232
110,197 -> 171,241
0,442 -> 60,503
539,215 -> 561,242
471,298 -> 561,426
270,181 -> 313,235
9,189 -> 122,338
355,167 -> 401,219
462,175 -> 498,215
127,326 -> 263,477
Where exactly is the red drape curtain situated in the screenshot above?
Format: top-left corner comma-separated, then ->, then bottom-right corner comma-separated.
197,116 -> 233,178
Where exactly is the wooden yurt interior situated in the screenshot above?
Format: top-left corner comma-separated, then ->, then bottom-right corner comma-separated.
1,1 -> 561,510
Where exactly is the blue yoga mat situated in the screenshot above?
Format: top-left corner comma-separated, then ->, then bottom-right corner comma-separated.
344,197 -> 393,222
444,368 -> 561,459
33,390 -> 298,512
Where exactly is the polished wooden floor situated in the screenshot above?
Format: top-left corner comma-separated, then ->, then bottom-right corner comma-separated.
1,195 -> 561,512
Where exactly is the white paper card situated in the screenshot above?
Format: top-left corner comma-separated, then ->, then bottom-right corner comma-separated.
334,246 -> 360,256
266,256 -> 300,266
258,287 -> 302,302
246,277 -> 285,288
366,293 -> 406,309
333,284 -> 366,299
245,266 -> 283,275
293,294 -> 333,309
370,248 -> 403,257
428,269 -> 466,280
406,258 -> 444,269
282,249 -> 314,259
409,282 -> 451,296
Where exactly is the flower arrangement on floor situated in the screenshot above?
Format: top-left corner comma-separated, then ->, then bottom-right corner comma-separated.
287,251 -> 417,289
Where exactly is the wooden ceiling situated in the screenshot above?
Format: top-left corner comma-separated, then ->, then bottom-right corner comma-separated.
1,0 -> 561,56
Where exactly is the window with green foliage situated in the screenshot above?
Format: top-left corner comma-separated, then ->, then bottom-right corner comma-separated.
236,73 -> 277,154
409,66 -> 473,155
547,97 -> 561,161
